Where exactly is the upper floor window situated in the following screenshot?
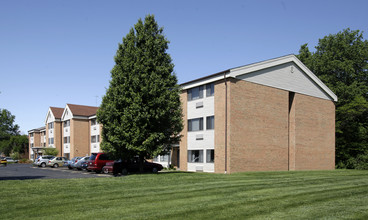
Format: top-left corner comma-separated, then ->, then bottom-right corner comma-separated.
64,136 -> 70,144
48,122 -> 54,129
30,133 -> 33,137
188,118 -> 203,131
206,116 -> 215,130
187,86 -> 204,101
206,83 -> 214,97
91,118 -> 97,126
64,120 -> 70,127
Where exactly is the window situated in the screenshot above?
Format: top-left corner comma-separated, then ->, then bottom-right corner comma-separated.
91,135 -> 97,143
188,150 -> 203,163
187,86 -> 204,101
206,116 -> 215,130
91,118 -> 97,126
64,136 -> 70,144
97,135 -> 100,142
48,138 -> 54,145
43,143 -> 46,147
188,118 -> 203,131
206,83 -> 214,97
31,143 -> 34,148
64,120 -> 70,127
30,133 -> 33,137
206,150 -> 214,163
48,122 -> 54,129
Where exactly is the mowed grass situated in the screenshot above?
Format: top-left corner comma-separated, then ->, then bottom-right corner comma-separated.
1,170 -> 367,219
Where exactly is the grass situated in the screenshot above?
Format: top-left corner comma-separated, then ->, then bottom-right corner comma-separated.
1,170 -> 367,219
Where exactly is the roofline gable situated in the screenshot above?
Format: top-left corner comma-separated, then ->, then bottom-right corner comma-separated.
180,54 -> 337,102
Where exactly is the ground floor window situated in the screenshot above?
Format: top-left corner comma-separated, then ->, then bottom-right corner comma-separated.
64,153 -> 70,160
188,150 -> 203,163
206,149 -> 214,163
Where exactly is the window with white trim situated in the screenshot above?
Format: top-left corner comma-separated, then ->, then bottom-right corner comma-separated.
188,118 -> 203,131
188,150 -> 203,163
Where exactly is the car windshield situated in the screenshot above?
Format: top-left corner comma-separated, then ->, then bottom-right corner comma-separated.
89,154 -> 97,161
50,156 -> 55,160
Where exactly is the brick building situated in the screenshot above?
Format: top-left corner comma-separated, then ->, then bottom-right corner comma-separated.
28,104 -> 101,160
179,55 -> 337,173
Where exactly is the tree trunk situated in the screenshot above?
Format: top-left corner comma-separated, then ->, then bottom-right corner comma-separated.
139,154 -> 144,173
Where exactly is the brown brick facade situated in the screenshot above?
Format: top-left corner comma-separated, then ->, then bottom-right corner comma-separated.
179,92 -> 188,171
228,79 -> 289,173
70,119 -> 90,158
180,78 -> 335,173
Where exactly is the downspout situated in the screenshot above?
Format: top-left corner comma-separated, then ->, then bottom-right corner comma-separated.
60,121 -> 63,157
224,72 -> 228,174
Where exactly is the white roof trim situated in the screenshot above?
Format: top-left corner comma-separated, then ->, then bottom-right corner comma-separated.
44,108 -> 54,124
61,104 -> 71,121
181,72 -> 230,90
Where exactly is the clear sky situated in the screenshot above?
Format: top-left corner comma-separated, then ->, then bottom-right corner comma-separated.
1,0 -> 367,134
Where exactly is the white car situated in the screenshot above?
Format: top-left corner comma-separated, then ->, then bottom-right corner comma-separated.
5,157 -> 18,163
33,155 -> 55,167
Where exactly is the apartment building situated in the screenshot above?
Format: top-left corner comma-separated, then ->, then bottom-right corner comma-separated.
61,104 -> 100,159
45,107 -> 64,156
28,126 -> 46,160
179,55 -> 337,173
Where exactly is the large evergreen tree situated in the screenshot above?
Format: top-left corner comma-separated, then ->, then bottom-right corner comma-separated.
297,29 -> 368,169
97,15 -> 183,170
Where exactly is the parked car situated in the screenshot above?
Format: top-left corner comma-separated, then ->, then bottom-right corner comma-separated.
87,153 -> 114,173
109,157 -> 164,176
33,155 -> 55,167
47,156 -> 68,168
75,156 -> 90,170
102,161 -> 114,174
68,157 -> 81,169
81,161 -> 88,170
5,157 -> 18,163
0,157 -> 7,166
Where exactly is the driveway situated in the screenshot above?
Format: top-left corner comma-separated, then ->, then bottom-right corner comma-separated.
0,163 -> 112,180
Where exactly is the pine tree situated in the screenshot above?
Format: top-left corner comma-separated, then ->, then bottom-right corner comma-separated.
97,15 -> 183,171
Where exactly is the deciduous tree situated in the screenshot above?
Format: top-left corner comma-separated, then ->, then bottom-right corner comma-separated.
298,28 -> 368,168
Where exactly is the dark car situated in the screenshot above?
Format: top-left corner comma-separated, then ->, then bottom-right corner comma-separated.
111,157 -> 163,176
87,153 -> 114,173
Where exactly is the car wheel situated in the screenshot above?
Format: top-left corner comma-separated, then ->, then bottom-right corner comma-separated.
77,168 -> 82,170
103,168 -> 109,174
53,163 -> 59,168
121,168 -> 128,175
68,166 -> 73,170
152,167 -> 158,174
41,163 -> 46,168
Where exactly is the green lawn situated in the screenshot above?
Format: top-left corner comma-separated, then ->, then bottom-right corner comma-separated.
1,170 -> 367,219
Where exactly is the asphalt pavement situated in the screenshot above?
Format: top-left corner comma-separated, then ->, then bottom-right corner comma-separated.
0,163 -> 112,180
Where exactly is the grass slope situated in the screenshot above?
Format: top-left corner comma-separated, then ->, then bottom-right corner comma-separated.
1,170 -> 367,219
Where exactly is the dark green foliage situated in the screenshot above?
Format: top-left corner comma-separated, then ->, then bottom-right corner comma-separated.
0,109 -> 24,156
43,148 -> 59,156
297,29 -> 368,169
97,15 -> 183,163
0,109 -> 19,141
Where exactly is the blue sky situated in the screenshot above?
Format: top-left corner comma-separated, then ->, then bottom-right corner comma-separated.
1,0 -> 367,134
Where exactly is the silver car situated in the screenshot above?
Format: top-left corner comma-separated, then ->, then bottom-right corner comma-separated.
75,156 -> 90,170
33,155 -> 55,167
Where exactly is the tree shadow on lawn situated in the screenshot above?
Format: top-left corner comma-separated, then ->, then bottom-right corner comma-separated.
0,176 -> 46,181
113,171 -> 195,177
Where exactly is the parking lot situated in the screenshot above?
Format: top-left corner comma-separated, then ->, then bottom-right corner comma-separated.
0,163 -> 112,180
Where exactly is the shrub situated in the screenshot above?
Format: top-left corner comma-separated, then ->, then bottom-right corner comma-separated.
43,148 -> 59,156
